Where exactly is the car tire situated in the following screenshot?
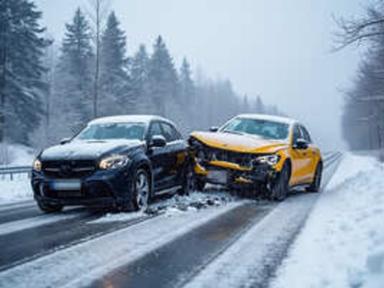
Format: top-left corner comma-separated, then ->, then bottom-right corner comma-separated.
37,200 -> 63,213
270,163 -> 290,201
132,168 -> 151,212
307,162 -> 323,193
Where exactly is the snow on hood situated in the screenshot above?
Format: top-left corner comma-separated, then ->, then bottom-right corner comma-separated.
191,131 -> 288,154
40,139 -> 144,161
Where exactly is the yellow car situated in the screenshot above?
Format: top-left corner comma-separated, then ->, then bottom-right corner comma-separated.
189,114 -> 323,200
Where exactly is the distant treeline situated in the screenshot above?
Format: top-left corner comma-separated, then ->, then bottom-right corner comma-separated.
338,1 -> 384,150
0,0 -> 284,149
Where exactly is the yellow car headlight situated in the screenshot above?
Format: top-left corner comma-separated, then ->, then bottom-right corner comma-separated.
99,155 -> 130,170
256,155 -> 280,166
33,159 -> 42,172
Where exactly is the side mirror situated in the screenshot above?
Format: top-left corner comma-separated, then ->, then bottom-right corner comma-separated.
150,135 -> 167,148
293,138 -> 309,150
60,138 -> 71,145
209,126 -> 219,132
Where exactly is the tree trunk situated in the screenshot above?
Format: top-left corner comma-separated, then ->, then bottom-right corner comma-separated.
0,4 -> 8,143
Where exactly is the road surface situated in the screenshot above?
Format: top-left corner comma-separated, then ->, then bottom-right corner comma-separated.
0,152 -> 342,288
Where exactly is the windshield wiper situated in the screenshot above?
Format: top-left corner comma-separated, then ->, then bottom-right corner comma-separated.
222,130 -> 245,136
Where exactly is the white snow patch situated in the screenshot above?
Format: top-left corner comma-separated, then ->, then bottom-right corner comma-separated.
0,143 -> 35,166
271,153 -> 384,288
88,211 -> 146,224
0,176 -> 33,204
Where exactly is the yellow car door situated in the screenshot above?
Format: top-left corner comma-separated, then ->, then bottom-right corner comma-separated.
299,125 -> 319,183
289,125 -> 309,186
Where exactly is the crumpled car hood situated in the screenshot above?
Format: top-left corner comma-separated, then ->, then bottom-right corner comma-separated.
190,131 -> 289,154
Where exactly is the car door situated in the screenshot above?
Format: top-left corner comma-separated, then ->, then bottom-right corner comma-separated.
146,121 -> 169,192
159,121 -> 188,189
289,124 -> 309,185
299,125 -> 318,183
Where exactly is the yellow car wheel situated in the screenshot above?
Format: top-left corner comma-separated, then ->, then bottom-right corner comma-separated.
307,162 -> 323,193
270,163 -> 290,201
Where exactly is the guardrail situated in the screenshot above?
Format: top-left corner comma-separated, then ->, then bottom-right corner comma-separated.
0,166 -> 31,180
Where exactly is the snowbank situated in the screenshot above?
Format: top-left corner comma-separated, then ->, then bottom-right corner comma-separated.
0,175 -> 33,204
0,144 -> 35,204
0,143 -> 36,166
271,153 -> 384,288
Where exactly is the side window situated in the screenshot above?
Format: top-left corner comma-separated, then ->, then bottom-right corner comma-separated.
147,122 -> 162,140
292,125 -> 302,143
160,122 -> 181,142
300,125 -> 312,143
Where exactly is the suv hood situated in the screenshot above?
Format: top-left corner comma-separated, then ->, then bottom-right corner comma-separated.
191,131 -> 289,154
40,139 -> 144,161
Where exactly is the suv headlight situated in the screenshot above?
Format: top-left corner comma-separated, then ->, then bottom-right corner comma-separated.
99,155 -> 130,170
33,159 -> 42,172
256,154 -> 280,166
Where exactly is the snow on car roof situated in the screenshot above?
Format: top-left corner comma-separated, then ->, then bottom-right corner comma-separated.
236,114 -> 297,125
89,115 -> 170,125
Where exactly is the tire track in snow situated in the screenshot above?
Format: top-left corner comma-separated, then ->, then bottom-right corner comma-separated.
0,203 -> 243,288
0,210 -> 154,273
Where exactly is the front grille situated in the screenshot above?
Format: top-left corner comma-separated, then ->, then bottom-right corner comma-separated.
206,148 -> 256,168
42,160 -> 96,179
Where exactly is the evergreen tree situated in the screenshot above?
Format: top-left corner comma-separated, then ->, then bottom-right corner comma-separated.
148,36 -> 178,116
0,0 -> 48,145
179,58 -> 195,106
53,8 -> 94,135
254,96 -> 265,114
242,95 -> 249,113
99,11 -> 130,116
131,44 -> 150,113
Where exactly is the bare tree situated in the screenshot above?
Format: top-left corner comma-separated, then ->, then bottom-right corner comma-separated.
335,1 -> 384,49
85,0 -> 111,118
337,1 -> 384,150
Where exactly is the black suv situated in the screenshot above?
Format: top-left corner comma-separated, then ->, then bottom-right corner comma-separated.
31,115 -> 193,213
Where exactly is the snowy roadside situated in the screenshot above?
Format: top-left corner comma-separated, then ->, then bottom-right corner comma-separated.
0,175 -> 33,205
0,144 -> 35,167
0,144 -> 35,205
271,153 -> 384,288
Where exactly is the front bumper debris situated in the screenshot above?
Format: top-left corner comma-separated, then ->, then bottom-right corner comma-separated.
194,160 -> 277,187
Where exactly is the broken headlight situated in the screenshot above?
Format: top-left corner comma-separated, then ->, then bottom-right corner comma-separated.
255,154 -> 280,166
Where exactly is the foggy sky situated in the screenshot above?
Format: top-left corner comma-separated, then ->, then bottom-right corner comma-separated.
36,0 -> 363,150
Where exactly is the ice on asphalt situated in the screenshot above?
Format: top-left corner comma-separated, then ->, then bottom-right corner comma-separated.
271,153 -> 384,288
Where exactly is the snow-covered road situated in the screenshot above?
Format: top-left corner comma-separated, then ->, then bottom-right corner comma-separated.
0,152 -> 343,288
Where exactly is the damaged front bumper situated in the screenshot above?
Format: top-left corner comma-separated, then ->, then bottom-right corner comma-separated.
194,159 -> 278,188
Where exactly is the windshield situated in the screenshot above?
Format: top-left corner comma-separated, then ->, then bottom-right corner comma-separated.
75,122 -> 146,141
220,118 -> 289,140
